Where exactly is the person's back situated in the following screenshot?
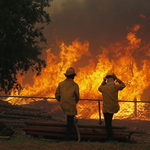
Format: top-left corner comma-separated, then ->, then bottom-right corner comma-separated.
55,67 -> 79,141
99,79 -> 125,113
57,78 -> 79,115
98,72 -> 125,140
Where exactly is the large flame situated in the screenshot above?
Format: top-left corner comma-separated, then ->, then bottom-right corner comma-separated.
6,25 -> 150,120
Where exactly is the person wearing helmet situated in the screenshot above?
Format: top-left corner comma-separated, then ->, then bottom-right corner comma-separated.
98,72 -> 125,140
55,67 -> 79,141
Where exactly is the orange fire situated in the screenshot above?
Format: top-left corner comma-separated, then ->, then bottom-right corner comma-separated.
6,25 -> 150,120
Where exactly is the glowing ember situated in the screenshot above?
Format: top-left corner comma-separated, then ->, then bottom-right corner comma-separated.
6,25 -> 150,120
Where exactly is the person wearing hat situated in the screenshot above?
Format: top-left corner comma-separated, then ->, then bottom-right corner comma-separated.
98,72 -> 125,140
55,67 -> 79,141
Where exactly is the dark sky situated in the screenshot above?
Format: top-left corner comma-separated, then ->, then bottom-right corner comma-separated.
42,0 -> 150,57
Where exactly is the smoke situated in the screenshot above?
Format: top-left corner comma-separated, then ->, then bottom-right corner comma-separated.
23,0 -> 150,88
43,0 -> 150,55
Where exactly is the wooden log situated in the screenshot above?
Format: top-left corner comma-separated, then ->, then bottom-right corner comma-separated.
0,114 -> 51,120
26,130 -> 129,140
23,126 -> 66,134
23,124 -> 135,134
23,121 -> 133,141
23,126 -> 106,135
26,130 -> 106,139
78,124 -> 126,129
0,110 -> 49,117
26,130 -> 65,138
23,126 -> 131,137
25,121 -> 126,129
25,121 -> 66,127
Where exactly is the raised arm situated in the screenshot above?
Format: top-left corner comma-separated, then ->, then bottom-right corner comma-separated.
98,77 -> 106,92
113,73 -> 126,90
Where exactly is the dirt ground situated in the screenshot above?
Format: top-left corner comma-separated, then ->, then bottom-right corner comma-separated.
130,133 -> 150,144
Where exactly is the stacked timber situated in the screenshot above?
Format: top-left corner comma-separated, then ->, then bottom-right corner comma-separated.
0,100 -> 52,129
23,121 -> 136,141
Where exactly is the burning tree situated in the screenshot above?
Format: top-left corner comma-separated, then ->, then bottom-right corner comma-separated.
0,0 -> 52,93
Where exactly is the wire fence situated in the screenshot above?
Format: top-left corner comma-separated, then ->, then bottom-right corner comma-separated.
0,95 -> 150,133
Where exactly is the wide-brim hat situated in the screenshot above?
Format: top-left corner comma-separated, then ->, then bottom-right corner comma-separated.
64,67 -> 76,76
106,72 -> 113,76
106,72 -> 114,78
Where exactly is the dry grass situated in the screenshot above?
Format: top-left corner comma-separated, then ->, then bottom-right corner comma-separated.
0,136 -> 150,150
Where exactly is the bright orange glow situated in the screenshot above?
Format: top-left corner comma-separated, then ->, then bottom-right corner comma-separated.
5,25 -> 150,120
126,25 -> 141,46
140,14 -> 146,19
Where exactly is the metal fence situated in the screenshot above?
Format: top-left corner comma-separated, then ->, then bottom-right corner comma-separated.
0,95 -> 150,133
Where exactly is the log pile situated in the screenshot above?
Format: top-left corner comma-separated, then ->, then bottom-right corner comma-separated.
0,100 -> 52,130
23,121 -> 137,141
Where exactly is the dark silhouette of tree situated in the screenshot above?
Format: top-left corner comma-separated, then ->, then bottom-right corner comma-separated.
0,0 -> 52,93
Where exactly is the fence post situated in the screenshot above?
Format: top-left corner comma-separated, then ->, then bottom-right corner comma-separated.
98,100 -> 102,125
134,97 -> 137,118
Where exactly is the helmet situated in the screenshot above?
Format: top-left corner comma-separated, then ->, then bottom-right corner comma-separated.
106,72 -> 113,76
106,72 -> 113,78
64,67 -> 76,76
